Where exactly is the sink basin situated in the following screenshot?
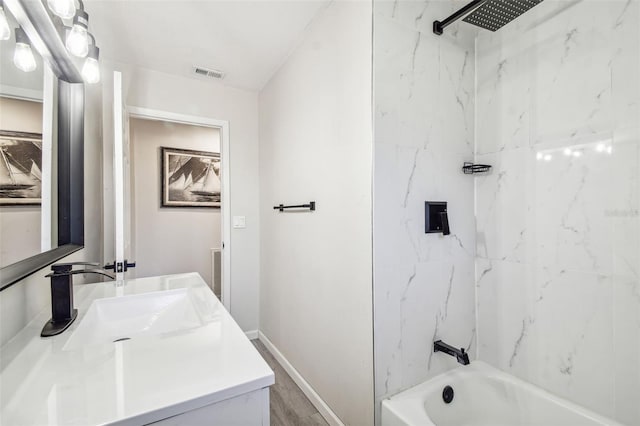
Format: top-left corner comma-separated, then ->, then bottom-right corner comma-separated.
63,288 -> 204,350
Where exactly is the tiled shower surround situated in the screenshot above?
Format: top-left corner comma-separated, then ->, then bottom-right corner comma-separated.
373,0 -> 477,418
374,0 -> 639,424
475,0 -> 639,423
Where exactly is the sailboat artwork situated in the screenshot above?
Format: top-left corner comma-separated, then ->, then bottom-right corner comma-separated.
0,131 -> 42,205
161,147 -> 221,208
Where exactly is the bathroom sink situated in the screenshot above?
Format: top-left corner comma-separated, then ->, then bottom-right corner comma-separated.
63,288 -> 204,350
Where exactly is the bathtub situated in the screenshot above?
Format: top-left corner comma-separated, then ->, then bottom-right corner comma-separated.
381,361 -> 622,426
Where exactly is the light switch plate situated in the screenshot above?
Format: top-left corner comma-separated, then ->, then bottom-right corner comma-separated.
233,216 -> 246,229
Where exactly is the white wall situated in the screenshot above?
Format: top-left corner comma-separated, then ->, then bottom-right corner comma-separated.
259,2 -> 373,424
474,1 -> 640,423
0,82 -> 103,347
372,0 -> 476,421
101,64 -> 260,332
0,97 -> 43,267
129,118 -> 221,287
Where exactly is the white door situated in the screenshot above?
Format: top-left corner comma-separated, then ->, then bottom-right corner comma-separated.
109,71 -> 135,280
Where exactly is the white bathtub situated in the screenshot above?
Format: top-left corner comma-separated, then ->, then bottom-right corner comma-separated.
381,361 -> 622,426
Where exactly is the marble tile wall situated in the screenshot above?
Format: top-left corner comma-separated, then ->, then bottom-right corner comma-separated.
474,1 -> 640,424
373,0 -> 477,420
375,0 -> 639,424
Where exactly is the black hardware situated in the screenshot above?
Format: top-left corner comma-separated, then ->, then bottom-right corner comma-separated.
433,0 -> 487,35
41,263 -> 115,337
442,386 -> 455,404
462,0 -> 545,32
434,0 -> 546,36
434,340 -> 470,365
440,211 -> 450,236
47,269 -> 116,278
273,201 -> 316,212
425,202 -> 450,235
52,262 -> 99,273
462,162 -> 492,174
105,260 -> 137,273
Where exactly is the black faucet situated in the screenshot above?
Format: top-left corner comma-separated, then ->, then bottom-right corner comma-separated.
434,340 -> 470,365
41,262 -> 115,337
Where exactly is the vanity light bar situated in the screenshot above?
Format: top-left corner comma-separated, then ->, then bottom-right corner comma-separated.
44,0 -> 101,83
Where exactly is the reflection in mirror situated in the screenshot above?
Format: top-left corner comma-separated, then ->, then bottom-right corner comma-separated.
0,0 -> 85,290
0,5 -> 56,268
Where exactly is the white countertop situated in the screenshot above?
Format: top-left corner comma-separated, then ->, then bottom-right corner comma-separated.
0,273 -> 274,426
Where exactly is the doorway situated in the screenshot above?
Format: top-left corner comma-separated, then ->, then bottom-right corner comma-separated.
124,106 -> 231,308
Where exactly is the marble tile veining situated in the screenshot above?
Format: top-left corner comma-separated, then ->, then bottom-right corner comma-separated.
375,0 -> 639,425
373,0 -> 476,421
475,0 -> 640,424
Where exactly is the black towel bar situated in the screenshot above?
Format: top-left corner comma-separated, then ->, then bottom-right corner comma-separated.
273,201 -> 316,212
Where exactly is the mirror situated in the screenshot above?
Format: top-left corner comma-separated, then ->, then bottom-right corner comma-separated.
0,0 -> 85,290
0,5 -> 53,269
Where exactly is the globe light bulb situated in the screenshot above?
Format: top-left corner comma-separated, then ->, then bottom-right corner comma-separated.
66,11 -> 89,57
82,45 -> 100,84
13,28 -> 36,72
0,7 -> 10,41
47,0 -> 76,19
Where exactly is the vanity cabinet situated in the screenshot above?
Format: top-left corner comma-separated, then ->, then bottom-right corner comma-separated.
0,274 -> 274,426
152,388 -> 269,426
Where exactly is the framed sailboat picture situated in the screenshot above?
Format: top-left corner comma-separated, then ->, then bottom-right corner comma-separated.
0,130 -> 42,206
161,147 -> 221,208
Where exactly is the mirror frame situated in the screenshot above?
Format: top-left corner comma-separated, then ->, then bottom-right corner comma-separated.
0,0 -> 85,290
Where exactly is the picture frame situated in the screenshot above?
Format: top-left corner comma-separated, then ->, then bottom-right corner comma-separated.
161,147 -> 221,208
0,130 -> 43,206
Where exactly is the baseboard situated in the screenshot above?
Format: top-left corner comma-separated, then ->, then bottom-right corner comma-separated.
258,331 -> 344,426
245,330 -> 258,340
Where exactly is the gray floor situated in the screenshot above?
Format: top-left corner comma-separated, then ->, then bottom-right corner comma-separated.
252,340 -> 329,426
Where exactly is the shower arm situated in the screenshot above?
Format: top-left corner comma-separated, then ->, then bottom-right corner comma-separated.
433,0 -> 488,35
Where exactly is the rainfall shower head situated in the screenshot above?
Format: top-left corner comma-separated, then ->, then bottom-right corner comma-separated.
433,0 -> 545,35
462,0 -> 544,32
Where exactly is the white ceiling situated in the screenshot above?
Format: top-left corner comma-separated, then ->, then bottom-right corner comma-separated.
84,1 -> 330,91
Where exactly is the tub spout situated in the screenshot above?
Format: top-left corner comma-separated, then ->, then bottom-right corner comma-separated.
434,340 -> 470,365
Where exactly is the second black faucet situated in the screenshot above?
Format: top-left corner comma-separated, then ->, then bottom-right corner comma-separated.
433,340 -> 470,365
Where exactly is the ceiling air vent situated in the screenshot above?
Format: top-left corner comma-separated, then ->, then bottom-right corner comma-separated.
193,67 -> 225,80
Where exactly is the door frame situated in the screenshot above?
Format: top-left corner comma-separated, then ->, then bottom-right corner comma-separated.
127,106 -> 232,310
